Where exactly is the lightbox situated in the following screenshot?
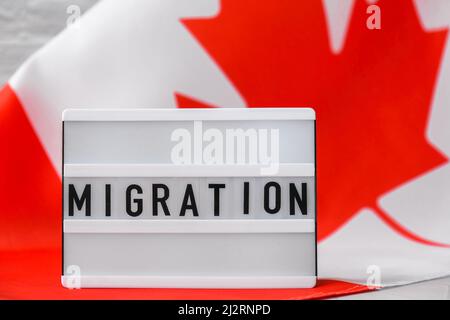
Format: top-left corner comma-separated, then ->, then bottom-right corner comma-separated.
61,108 -> 316,288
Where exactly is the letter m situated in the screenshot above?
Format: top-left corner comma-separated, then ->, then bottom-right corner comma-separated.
68,184 -> 91,216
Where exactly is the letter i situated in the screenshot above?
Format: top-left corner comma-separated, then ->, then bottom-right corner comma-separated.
105,184 -> 111,216
243,182 -> 249,214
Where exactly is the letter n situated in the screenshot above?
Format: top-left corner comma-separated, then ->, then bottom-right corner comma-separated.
289,183 -> 307,215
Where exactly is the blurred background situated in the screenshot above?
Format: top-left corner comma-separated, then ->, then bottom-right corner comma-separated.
0,0 -> 96,85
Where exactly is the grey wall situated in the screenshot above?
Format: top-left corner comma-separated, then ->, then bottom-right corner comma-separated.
0,0 -> 98,86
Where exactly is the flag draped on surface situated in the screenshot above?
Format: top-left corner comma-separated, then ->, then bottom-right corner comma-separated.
1,0 -> 450,299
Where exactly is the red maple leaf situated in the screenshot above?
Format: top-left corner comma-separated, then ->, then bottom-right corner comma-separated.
178,0 -> 448,243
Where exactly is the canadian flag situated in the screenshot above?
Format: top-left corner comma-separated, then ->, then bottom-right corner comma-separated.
1,0 -> 450,299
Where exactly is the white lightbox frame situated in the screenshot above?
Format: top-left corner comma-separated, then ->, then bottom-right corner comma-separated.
62,108 -> 317,289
